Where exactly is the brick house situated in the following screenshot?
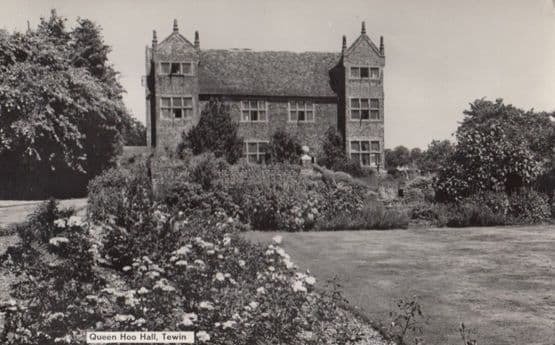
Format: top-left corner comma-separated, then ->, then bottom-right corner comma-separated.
144,20 -> 385,169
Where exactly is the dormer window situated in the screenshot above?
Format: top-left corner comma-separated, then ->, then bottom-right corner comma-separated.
350,66 -> 380,79
160,62 -> 193,75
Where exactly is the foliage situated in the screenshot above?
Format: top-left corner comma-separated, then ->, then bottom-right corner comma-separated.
0,11 -> 129,199
508,188 -> 551,224
267,129 -> 303,164
435,99 -> 547,201
188,152 -> 229,190
416,140 -> 455,174
121,115 -> 146,146
388,296 -> 425,345
385,146 -> 411,169
183,99 -> 243,164
318,127 -> 371,177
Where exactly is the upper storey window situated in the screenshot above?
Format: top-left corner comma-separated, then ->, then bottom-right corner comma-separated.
350,98 -> 380,120
160,62 -> 193,75
241,100 -> 267,122
350,66 -> 380,79
289,100 -> 315,122
161,96 -> 193,118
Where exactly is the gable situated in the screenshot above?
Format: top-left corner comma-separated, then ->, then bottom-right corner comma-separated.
198,50 -> 341,98
156,32 -> 196,59
344,35 -> 384,66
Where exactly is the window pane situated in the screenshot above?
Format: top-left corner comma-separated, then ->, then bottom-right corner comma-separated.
172,97 -> 182,107
370,68 -> 379,78
361,110 -> 370,120
259,142 -> 268,153
161,109 -> 172,118
360,67 -> 369,78
171,63 -> 181,74
351,153 -> 360,163
350,98 -> 360,108
361,154 -> 370,166
370,99 -> 379,109
306,100 -> 313,107
250,101 -> 257,108
251,110 -> 258,121
184,98 -> 193,107
173,108 -> 182,118
372,153 -> 381,165
350,67 -> 360,78
242,111 -> 250,121
351,141 -> 360,152
182,63 -> 192,74
306,111 -> 314,121
298,111 -> 305,121
371,141 -> 380,151
242,101 -> 250,108
161,97 -> 171,107
247,143 -> 257,153
360,99 -> 369,109
161,63 -> 170,74
289,111 -> 297,121
370,110 -> 380,120
257,100 -> 265,109
361,141 -> 370,152
184,109 -> 192,118
248,154 -> 258,163
258,111 -> 266,121
351,110 -> 360,120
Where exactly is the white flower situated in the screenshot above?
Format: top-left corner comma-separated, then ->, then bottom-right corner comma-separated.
67,216 -> 82,227
146,271 -> 160,279
215,272 -> 225,281
223,237 -> 231,246
238,259 -> 246,268
49,237 -> 69,246
222,320 -> 236,329
268,266 -> 275,272
122,266 -> 132,272
227,217 -> 234,223
153,279 -> 175,292
292,280 -> 307,292
180,313 -> 198,326
54,335 -> 72,343
199,301 -> 214,310
175,260 -> 188,267
114,314 -> 135,322
137,287 -> 150,295
283,258 -> 294,269
175,245 -> 191,256
305,276 -> 316,285
256,287 -> 266,294
248,301 -> 259,310
133,318 -> 146,326
53,219 -> 66,228
196,331 -> 210,342
298,331 -> 314,340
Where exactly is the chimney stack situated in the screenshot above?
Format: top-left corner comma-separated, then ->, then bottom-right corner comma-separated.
341,35 -> 347,54
379,36 -> 384,55
194,30 -> 200,49
152,30 -> 158,48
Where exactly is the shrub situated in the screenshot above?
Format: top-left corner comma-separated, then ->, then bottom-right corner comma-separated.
508,188 -> 551,224
318,127 -> 371,178
189,152 -> 229,190
183,99 -> 243,164
404,176 -> 435,203
446,197 -> 508,227
409,202 -> 450,227
267,129 -> 303,164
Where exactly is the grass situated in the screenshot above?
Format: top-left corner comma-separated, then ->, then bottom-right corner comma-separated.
245,226 -> 555,345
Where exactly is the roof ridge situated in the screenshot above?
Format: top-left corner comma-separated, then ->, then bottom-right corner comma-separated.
202,48 -> 339,55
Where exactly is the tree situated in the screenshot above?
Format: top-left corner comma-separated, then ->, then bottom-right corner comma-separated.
121,116 -> 147,146
417,140 -> 455,173
435,99 -> 550,201
0,11 -> 128,198
184,99 -> 243,163
385,146 -> 411,169
410,148 -> 423,167
267,129 -> 302,164
318,127 -> 368,177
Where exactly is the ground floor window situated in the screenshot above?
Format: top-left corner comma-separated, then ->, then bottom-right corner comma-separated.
350,140 -> 381,167
161,96 -> 193,119
244,141 -> 268,163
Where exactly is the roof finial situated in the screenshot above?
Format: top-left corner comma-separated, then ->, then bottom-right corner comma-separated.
194,30 -> 200,49
379,35 -> 384,55
152,30 -> 158,47
173,19 -> 178,33
361,21 -> 366,34
341,35 -> 347,54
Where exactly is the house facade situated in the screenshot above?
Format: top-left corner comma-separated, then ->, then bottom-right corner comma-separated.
144,20 -> 385,169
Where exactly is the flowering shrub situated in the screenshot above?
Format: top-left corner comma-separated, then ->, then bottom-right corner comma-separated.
508,188 -> 551,224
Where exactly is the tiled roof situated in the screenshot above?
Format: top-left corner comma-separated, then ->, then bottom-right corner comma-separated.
198,49 -> 341,98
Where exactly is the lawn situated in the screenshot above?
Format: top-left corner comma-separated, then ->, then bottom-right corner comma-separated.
245,226 -> 555,345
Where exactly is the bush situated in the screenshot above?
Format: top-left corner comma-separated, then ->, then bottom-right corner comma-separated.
267,129 -> 303,164
189,152 -> 229,190
508,188 -> 551,224
409,202 -> 450,227
318,127 -> 372,178
404,176 -> 435,203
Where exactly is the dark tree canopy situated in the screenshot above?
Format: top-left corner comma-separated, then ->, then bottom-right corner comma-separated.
267,129 -> 303,164
184,99 -> 243,164
0,10 -> 131,198
417,139 -> 455,173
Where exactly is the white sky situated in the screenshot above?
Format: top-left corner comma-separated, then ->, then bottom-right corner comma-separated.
2,0 -> 555,148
